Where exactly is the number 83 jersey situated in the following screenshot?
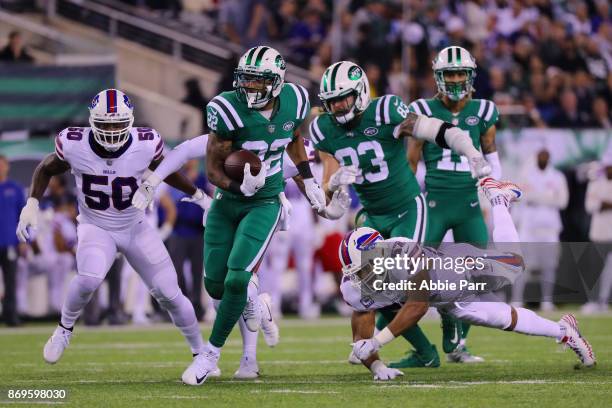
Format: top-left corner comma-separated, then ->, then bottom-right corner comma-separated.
311,94 -> 420,215
55,126 -> 163,230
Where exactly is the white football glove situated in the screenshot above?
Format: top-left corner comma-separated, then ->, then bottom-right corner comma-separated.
304,178 -> 326,212
278,192 -> 292,231
370,360 -> 404,381
16,198 -> 40,243
468,155 -> 492,179
132,181 -> 156,210
323,188 -> 351,220
352,338 -> 381,361
181,188 -> 212,211
240,163 -> 266,197
328,165 -> 359,192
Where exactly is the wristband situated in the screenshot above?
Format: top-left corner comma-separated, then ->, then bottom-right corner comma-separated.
373,327 -> 395,346
296,161 -> 313,179
435,122 -> 452,149
370,360 -> 385,373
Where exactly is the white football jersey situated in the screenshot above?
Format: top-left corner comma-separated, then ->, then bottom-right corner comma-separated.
55,126 -> 163,231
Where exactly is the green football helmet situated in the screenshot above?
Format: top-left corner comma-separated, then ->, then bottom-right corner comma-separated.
318,61 -> 371,124
234,46 -> 286,109
432,46 -> 476,101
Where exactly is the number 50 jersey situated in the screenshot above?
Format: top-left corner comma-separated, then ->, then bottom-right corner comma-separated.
54,126 -> 163,230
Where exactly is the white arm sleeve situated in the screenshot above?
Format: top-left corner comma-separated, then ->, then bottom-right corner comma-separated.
484,152 -> 502,179
151,134 -> 208,182
412,115 -> 481,159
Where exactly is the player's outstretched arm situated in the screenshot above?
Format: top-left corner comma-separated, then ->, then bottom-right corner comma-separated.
286,131 -> 326,212
351,310 -> 404,381
148,156 -> 196,196
480,126 -> 502,179
148,135 -> 208,183
17,153 -> 70,242
398,112 -> 491,178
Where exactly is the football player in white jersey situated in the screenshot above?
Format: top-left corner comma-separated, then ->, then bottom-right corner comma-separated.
15,89 -> 213,385
131,133 -> 349,380
342,178 -> 595,380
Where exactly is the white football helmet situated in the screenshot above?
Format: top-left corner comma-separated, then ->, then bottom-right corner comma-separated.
318,61 -> 370,124
339,227 -> 383,286
432,46 -> 477,101
234,46 -> 286,109
88,89 -> 134,151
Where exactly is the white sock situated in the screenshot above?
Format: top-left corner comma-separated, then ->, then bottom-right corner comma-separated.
206,341 -> 221,356
238,317 -> 258,360
163,293 -> 205,355
512,307 -> 562,339
60,275 -> 104,328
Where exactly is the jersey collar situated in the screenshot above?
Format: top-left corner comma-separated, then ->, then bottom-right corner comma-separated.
88,132 -> 133,159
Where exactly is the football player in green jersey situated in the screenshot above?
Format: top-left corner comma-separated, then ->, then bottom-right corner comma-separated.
177,46 -> 326,385
404,46 -> 502,364
311,60 -> 492,370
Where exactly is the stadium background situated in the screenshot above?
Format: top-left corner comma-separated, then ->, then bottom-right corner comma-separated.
0,0 -> 611,324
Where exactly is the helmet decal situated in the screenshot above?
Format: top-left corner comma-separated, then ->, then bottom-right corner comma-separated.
356,231 -> 382,251
106,89 -> 117,113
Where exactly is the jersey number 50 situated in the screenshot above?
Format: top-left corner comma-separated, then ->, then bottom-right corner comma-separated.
82,174 -> 138,211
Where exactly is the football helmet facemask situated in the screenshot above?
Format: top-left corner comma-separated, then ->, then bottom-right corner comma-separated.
432,46 -> 477,102
234,46 -> 286,109
89,89 -> 134,151
319,61 -> 370,124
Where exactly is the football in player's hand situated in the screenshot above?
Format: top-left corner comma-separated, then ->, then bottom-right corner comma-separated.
224,150 -> 262,182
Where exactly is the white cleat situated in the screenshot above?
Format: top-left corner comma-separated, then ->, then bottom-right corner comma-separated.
259,293 -> 279,347
242,293 -> 262,333
233,356 -> 260,379
479,177 -> 522,206
446,346 -> 485,363
181,350 -> 220,385
558,314 -> 596,368
43,325 -> 72,364
348,351 -> 361,365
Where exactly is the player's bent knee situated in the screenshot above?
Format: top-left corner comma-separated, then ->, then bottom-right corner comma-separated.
150,271 -> 181,306
204,277 -> 224,300
77,246 -> 111,279
74,274 -> 104,294
224,269 -> 251,295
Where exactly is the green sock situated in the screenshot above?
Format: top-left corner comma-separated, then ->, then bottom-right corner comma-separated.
378,310 -> 434,355
209,269 -> 251,348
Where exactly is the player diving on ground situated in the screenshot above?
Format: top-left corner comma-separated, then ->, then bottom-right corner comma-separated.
341,178 -> 595,380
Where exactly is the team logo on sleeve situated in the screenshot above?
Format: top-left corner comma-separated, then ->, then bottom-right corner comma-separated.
363,127 -> 379,136
466,116 -> 480,126
268,124 -> 276,133
283,121 -> 295,131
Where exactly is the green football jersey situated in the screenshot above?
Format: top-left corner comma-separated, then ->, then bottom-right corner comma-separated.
311,94 -> 420,215
408,98 -> 498,192
206,82 -> 310,199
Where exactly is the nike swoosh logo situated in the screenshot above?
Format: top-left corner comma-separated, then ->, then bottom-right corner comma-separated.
470,201 -> 479,207
196,373 -> 208,384
397,210 -> 409,219
451,327 -> 459,344
424,358 -> 436,367
264,300 -> 273,322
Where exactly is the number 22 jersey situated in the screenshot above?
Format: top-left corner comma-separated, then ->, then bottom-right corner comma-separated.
54,126 -> 163,231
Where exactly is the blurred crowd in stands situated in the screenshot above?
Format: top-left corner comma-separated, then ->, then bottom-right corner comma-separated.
121,0 -> 612,129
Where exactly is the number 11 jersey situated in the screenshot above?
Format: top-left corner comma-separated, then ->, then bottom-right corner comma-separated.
55,126 -> 162,230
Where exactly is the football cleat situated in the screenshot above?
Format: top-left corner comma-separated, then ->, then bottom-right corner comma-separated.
242,292 -> 262,333
558,314 -> 596,368
182,349 -> 220,385
446,346 -> 485,363
233,356 -> 260,379
478,177 -> 522,206
43,325 -> 72,364
348,350 -> 361,365
259,293 -> 279,347
440,312 -> 461,354
388,345 -> 440,369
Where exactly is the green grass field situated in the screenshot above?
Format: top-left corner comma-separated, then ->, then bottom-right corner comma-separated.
0,313 -> 611,408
